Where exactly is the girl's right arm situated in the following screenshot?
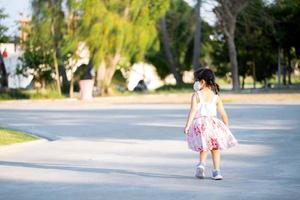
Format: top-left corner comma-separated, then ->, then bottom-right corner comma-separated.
184,93 -> 198,134
216,95 -> 229,126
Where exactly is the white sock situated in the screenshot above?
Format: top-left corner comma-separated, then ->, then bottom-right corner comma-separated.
197,161 -> 205,167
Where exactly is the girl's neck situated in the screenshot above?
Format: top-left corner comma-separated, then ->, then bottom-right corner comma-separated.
201,87 -> 212,93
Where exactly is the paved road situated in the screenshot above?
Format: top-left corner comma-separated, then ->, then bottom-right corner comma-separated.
0,104 -> 299,200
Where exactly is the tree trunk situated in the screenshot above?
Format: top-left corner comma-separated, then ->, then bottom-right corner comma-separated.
96,61 -> 105,90
214,0 -> 249,91
97,53 -> 121,95
287,50 -> 292,85
0,54 -> 8,88
52,50 -> 62,95
283,64 -> 287,85
97,61 -> 107,95
226,34 -> 239,90
160,16 -> 183,84
253,62 -> 256,89
50,16 -> 62,95
283,50 -> 287,85
263,78 -> 267,88
242,75 -> 245,89
192,0 -> 202,71
59,62 -> 68,89
277,47 -> 282,87
69,75 -> 74,98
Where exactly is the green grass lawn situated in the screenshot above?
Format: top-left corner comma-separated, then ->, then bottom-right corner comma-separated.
0,88 -> 65,101
0,128 -> 38,146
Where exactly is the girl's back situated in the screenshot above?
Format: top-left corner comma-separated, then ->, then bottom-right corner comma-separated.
195,90 -> 218,117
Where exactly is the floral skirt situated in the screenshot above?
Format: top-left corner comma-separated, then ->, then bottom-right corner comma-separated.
186,116 -> 238,152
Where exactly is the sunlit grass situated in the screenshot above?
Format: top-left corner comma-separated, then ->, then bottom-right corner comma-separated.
0,88 -> 65,101
0,128 -> 38,146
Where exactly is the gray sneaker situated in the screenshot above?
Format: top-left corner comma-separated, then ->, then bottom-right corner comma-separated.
195,164 -> 205,179
212,170 -> 223,180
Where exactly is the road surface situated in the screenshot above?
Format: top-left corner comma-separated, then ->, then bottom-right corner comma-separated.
0,103 -> 299,200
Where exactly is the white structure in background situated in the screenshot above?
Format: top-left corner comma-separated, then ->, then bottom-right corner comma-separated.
65,42 -> 90,80
164,74 -> 176,85
183,70 -> 194,83
0,43 -> 32,88
125,63 -> 163,91
0,42 -> 90,89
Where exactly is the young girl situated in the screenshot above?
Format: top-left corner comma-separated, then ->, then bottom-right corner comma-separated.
184,68 -> 238,180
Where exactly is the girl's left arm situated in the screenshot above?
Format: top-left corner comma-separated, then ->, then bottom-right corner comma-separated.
184,93 -> 198,134
216,95 -> 229,126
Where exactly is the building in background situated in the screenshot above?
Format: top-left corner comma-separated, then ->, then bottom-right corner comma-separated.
0,42 -> 31,88
0,17 -> 32,88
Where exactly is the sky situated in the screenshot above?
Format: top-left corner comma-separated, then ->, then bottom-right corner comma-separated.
0,0 -> 217,37
0,0 -> 31,35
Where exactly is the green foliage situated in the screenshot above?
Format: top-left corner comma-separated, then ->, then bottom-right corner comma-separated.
210,0 -> 300,86
146,50 -> 170,79
0,87 -> 64,100
79,0 -> 169,67
63,0 -> 84,63
156,83 -> 193,92
269,0 -> 300,52
164,0 -> 195,68
146,0 -> 194,79
236,0 -> 278,82
0,89 -> 28,100
11,0 -> 300,95
0,8 -> 9,43
17,0 -> 169,96
146,0 -> 213,79
209,34 -> 230,78
29,87 -> 65,99
17,36 -> 54,87
18,0 -> 67,90
0,83 -> 64,99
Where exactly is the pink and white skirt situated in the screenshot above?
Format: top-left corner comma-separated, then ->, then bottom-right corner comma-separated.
186,116 -> 238,152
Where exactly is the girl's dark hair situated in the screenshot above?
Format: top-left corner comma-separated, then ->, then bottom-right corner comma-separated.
194,68 -> 220,94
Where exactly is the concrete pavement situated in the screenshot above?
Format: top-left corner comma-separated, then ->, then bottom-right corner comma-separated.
0,103 -> 300,200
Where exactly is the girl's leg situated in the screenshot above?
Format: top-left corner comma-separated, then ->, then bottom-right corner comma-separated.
199,150 -> 208,164
211,149 -> 221,170
195,151 -> 208,178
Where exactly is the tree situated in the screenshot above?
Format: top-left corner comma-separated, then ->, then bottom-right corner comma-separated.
63,0 -> 82,97
18,1 -> 67,92
209,32 -> 230,79
18,20 -> 54,89
0,8 -> 9,88
269,0 -> 300,86
238,0 -> 280,88
79,0 -> 169,95
30,0 -> 65,94
159,14 -> 183,83
214,0 -> 249,91
192,0 -> 202,70
147,0 -> 211,81
211,0 -> 279,88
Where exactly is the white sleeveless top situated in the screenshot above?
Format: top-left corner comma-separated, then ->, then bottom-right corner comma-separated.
196,91 -> 218,117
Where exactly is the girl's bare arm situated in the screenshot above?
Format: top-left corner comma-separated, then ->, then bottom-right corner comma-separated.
184,93 -> 198,133
216,96 -> 229,126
